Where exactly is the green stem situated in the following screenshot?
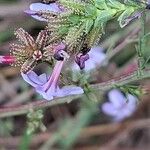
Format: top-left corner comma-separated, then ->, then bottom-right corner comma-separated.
1,69 -> 150,118
137,12 -> 146,76
39,87 -> 97,150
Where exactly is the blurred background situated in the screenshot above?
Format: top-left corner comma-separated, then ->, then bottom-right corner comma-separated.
0,0 -> 150,150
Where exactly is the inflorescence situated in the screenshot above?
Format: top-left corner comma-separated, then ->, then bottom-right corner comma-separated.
0,0 -> 148,100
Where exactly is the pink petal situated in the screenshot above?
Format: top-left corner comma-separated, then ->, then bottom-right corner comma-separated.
0,55 -> 15,64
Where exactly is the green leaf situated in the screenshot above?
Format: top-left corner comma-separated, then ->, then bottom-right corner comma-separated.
117,8 -> 134,28
85,4 -> 97,18
141,32 -> 150,64
141,32 -> 150,52
95,0 -> 108,9
85,19 -> 94,33
59,0 -> 86,14
107,0 -> 125,9
94,9 -> 116,28
124,0 -> 145,8
68,14 -> 81,25
58,26 -> 69,35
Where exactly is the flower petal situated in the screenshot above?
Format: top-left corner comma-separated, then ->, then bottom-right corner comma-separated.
89,46 -> 106,64
114,104 -> 135,121
108,89 -> 126,108
29,3 -> 61,21
36,88 -> 54,100
75,53 -> 89,70
38,73 -> 48,84
35,84 -> 59,100
72,46 -> 106,72
36,85 -> 84,100
84,59 -> 98,71
101,102 -> 118,116
126,94 -> 137,111
113,113 -> 127,122
58,86 -> 84,97
21,71 -> 44,87
72,59 -> 96,72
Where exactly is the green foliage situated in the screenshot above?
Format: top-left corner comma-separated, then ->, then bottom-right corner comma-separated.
59,0 -> 86,14
140,32 -> 150,67
44,0 -> 146,55
58,108 -> 92,149
117,7 -> 135,28
0,30 -> 13,44
0,119 -> 13,136
68,14 -> 81,25
95,0 -> 108,9
0,0 -> 18,4
26,109 -> 46,135
19,132 -> 32,150
107,0 -> 125,9
117,85 -> 143,98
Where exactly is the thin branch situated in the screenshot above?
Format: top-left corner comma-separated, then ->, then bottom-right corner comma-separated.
137,12 -> 146,76
0,69 -> 150,118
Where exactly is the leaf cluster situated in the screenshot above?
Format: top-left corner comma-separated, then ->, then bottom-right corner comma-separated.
38,0 -> 145,55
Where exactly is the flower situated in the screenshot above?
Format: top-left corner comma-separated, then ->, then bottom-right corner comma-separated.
21,60 -> 84,100
72,46 -> 106,72
10,28 -> 54,73
75,53 -> 89,70
102,89 -> 137,121
25,2 -> 63,21
25,2 -> 106,66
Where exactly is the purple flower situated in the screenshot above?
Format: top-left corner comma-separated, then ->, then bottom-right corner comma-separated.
72,46 -> 106,72
75,53 -> 90,70
102,89 -> 137,121
25,2 -> 62,21
21,60 -> 84,100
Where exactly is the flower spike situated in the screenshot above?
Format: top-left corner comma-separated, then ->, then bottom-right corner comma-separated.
10,28 -> 54,73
